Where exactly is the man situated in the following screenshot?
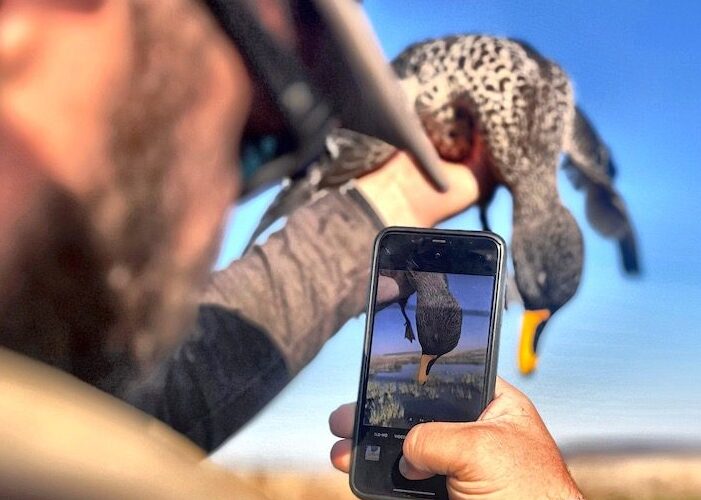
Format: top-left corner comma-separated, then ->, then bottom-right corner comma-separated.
0,0 -> 583,498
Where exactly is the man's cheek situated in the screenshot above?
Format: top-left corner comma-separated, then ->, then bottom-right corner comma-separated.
173,180 -> 234,277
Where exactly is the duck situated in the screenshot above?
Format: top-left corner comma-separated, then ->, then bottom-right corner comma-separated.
513,107 -> 640,374
245,35 -> 640,375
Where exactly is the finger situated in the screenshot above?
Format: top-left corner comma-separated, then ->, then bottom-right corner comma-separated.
376,275 -> 401,306
403,421 -> 487,477
494,376 -> 512,395
493,376 -> 525,398
480,376 -> 516,415
398,456 -> 434,481
329,402 -> 356,438
481,377 -> 535,420
330,439 -> 352,473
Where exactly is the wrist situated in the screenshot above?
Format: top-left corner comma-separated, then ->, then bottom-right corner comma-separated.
355,152 -> 443,228
554,467 -> 584,500
355,151 -> 480,228
355,174 -> 436,229
563,480 -> 585,500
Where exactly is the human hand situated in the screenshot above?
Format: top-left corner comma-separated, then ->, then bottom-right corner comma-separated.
376,271 -> 416,310
355,143 -> 493,228
329,378 -> 583,499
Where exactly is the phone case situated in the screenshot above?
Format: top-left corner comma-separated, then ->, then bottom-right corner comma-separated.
350,227 -> 507,500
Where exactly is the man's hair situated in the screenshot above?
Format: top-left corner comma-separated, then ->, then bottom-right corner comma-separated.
90,0 -> 225,392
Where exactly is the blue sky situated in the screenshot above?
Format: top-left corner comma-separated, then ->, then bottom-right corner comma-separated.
212,0 -> 701,470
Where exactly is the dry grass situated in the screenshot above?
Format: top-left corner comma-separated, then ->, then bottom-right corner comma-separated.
570,454 -> 701,500
235,454 -> 701,500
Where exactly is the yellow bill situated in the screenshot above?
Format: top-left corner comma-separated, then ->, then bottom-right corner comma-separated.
518,309 -> 551,375
416,354 -> 438,385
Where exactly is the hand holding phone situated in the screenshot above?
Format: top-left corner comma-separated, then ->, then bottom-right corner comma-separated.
349,228 -> 506,499
330,378 -> 583,500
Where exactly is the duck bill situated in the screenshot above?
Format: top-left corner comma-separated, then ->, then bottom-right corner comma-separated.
416,354 -> 438,385
518,309 -> 551,375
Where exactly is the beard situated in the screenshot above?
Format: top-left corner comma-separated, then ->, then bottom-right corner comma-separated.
0,0 -> 221,395
0,135 -> 123,392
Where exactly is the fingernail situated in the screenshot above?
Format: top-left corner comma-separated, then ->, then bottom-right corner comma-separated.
399,456 -> 434,481
398,456 -> 411,478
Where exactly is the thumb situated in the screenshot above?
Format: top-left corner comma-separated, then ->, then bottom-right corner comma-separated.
402,421 -> 489,479
398,455 -> 434,481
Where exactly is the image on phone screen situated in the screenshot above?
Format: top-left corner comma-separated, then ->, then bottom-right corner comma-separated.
364,270 -> 494,429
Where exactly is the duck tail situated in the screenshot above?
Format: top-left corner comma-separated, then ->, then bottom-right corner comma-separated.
618,224 -> 641,274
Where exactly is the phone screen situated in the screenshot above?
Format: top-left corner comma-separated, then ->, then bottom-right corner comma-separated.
352,230 -> 504,499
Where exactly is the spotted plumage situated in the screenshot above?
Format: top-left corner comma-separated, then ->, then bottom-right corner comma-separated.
245,35 -> 640,373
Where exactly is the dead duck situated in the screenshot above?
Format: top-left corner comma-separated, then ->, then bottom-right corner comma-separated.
405,271 -> 462,384
246,35 -> 640,375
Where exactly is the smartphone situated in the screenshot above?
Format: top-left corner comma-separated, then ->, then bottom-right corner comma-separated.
350,227 -> 506,500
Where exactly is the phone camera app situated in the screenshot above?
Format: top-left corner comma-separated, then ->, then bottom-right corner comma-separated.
364,445 -> 381,462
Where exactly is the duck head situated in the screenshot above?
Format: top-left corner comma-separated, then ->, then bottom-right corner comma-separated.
512,204 -> 583,375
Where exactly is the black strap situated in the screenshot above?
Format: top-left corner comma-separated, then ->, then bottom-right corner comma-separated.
202,0 -> 335,194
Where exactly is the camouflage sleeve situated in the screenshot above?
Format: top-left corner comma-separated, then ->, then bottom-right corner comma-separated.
127,188 -> 384,451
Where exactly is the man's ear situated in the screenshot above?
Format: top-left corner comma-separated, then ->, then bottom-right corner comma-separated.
0,4 -> 41,78
0,2 -> 103,79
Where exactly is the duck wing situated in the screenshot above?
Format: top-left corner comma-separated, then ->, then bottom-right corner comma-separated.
317,129 -> 397,188
243,129 -> 396,254
563,107 -> 641,274
242,172 -> 319,254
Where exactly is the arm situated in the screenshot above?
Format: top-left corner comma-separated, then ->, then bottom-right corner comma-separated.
0,349 -> 267,500
128,152 -> 480,452
128,188 -> 383,452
